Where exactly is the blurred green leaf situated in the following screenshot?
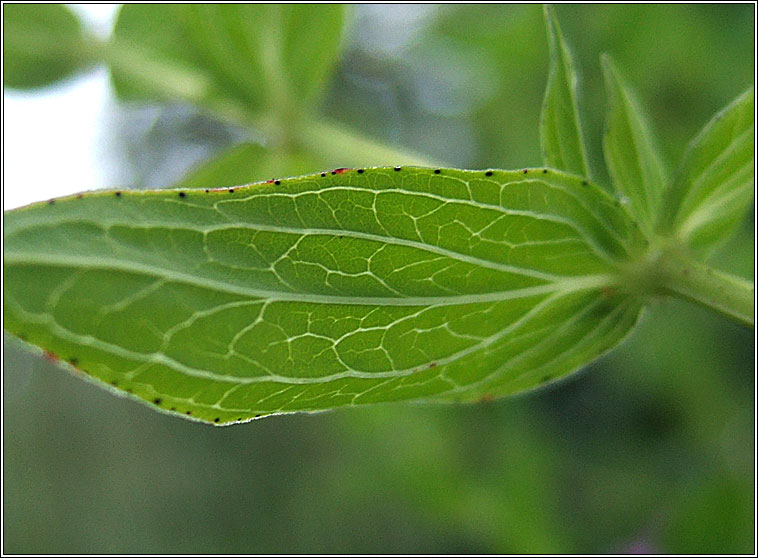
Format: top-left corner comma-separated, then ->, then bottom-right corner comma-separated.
3,4 -> 96,89
658,87 -> 755,254
4,167 -> 644,424
175,142 -> 324,189
110,5 -> 347,119
413,5 -> 546,169
540,5 -> 589,177
601,55 -> 667,235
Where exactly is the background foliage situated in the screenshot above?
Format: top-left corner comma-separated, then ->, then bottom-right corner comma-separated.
3,4 -> 754,553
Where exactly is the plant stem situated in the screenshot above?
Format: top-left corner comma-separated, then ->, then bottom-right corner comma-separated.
102,38 -> 443,170
297,119 -> 443,168
656,250 -> 754,327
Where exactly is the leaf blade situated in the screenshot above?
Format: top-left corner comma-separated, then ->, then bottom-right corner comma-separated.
601,55 -> 667,235
109,5 -> 347,116
3,4 -> 96,89
539,5 -> 589,177
658,87 -> 755,253
4,168 -> 644,424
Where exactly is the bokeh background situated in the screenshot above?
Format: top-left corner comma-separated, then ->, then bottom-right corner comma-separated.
3,4 -> 755,554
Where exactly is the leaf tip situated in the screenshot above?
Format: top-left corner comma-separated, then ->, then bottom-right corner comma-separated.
599,52 -> 614,73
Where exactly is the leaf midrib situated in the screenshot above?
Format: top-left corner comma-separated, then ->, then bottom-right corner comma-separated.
6,279 -> 610,388
3,252 -> 614,306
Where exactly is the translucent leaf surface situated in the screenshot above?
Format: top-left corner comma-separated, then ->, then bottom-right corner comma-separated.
109,5 -> 346,115
3,4 -> 94,89
601,55 -> 667,236
658,87 -> 755,253
4,168 -> 646,424
540,6 -> 589,177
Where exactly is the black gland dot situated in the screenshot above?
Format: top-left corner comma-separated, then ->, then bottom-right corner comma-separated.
178,192 -> 186,198
581,180 -> 589,186
170,407 -> 176,411
542,169 -> 549,174
320,173 -> 326,177
357,169 -> 364,174
434,169 -> 441,174
115,191 -> 122,197
274,180 -> 281,185
394,166 -> 402,172
214,417 -> 220,423
154,398 -> 162,405
228,188 -> 235,193
48,199 -> 55,205
185,410 -> 192,415
485,171 -> 493,176
523,169 -> 528,174
331,171 -> 337,175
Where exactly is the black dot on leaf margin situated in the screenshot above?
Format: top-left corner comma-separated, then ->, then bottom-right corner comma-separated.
178,192 -> 186,198
485,171 -> 493,176
394,166 -> 402,171
320,173 -> 326,177
434,169 -> 441,174
214,417 -> 220,423
357,169 -> 364,174
228,188 -> 235,193
274,180 -> 281,185
154,398 -> 162,405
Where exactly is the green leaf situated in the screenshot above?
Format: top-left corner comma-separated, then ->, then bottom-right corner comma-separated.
601,55 -> 667,236
539,6 -> 589,177
175,143 -> 324,190
657,87 -> 754,253
4,168 -> 645,424
109,5 -> 347,117
3,4 -> 96,89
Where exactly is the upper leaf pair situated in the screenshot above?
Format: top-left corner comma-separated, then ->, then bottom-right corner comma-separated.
539,5 -> 753,254
4,5 -> 347,123
109,5 -> 346,120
